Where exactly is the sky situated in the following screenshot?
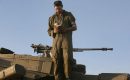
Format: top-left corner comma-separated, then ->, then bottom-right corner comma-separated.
0,0 -> 130,75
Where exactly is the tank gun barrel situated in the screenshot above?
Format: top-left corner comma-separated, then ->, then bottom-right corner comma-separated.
73,48 -> 113,52
31,44 -> 113,54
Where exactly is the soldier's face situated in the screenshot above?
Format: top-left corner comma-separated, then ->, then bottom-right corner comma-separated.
54,6 -> 63,13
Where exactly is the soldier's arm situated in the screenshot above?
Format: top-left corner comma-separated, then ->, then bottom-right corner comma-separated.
48,17 -> 55,38
64,12 -> 77,32
66,21 -> 77,31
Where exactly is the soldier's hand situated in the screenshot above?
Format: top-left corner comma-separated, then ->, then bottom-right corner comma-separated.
51,31 -> 56,38
54,23 -> 61,33
54,26 -> 59,33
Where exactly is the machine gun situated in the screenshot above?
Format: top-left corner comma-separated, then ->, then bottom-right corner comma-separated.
31,44 -> 113,57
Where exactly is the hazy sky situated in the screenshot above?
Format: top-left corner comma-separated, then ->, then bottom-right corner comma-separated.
0,0 -> 130,74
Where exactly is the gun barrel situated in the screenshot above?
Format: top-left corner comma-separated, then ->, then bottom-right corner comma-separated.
73,48 -> 113,52
31,44 -> 113,53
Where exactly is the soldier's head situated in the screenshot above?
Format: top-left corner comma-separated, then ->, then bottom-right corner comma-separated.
54,0 -> 63,14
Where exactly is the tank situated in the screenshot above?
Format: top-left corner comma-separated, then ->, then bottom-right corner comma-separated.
0,45 -> 129,80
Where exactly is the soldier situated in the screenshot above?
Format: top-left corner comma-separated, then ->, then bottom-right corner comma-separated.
48,1 -> 77,80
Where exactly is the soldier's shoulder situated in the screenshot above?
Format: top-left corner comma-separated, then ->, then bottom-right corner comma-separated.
64,10 -> 74,16
64,10 -> 71,14
50,13 -> 57,18
49,14 -> 56,20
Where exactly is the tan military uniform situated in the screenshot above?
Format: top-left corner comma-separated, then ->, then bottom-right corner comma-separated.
48,10 -> 76,80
